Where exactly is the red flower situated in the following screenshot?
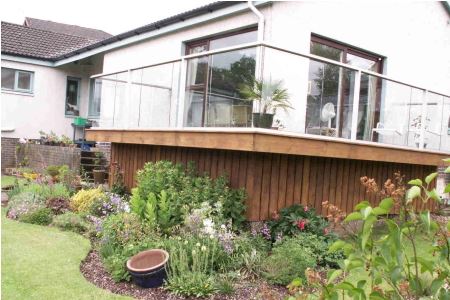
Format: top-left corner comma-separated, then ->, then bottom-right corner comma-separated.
304,205 -> 309,212
296,219 -> 306,230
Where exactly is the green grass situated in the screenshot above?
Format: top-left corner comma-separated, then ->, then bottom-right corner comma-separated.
1,175 -> 20,188
1,209 -> 131,300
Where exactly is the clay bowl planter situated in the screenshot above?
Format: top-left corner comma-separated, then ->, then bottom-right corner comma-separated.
126,249 -> 169,288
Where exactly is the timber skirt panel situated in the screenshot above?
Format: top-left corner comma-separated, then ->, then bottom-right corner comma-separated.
111,143 -> 436,221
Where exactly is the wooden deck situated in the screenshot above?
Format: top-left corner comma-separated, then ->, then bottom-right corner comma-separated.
86,129 -> 447,221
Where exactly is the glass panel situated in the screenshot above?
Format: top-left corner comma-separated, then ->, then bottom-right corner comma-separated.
65,78 -> 80,116
306,59 -> 355,138
346,53 -> 378,71
17,72 -> 32,91
440,97 -> 450,152
424,93 -> 444,151
368,77 -> 413,147
89,79 -> 102,117
310,42 -> 343,62
185,90 -> 205,127
1,68 -> 15,89
206,48 -> 256,127
97,73 -> 127,127
209,30 -> 257,50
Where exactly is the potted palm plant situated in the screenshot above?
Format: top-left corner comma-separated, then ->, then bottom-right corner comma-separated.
239,79 -> 293,129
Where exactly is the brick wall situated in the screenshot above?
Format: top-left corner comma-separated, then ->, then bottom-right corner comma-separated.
1,137 -> 19,171
16,144 -> 81,173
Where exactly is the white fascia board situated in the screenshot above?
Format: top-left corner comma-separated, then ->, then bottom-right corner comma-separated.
54,1 -> 271,67
1,55 -> 55,67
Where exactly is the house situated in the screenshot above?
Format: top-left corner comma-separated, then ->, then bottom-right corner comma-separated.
2,2 -> 449,220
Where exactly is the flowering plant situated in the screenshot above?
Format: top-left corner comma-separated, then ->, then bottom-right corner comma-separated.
89,192 -> 130,217
268,204 -> 329,240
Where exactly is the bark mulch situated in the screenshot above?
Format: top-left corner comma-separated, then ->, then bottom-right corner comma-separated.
80,251 -> 288,300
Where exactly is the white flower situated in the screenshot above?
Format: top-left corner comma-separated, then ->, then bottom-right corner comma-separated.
209,234 -> 215,239
184,240 -> 188,245
192,250 -> 196,255
177,236 -> 182,240
220,224 -> 226,229
201,246 -> 207,252
196,242 -> 201,247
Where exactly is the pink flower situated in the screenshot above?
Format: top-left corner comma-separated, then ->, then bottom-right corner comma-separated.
324,228 -> 329,235
296,219 -> 306,230
304,205 -> 309,212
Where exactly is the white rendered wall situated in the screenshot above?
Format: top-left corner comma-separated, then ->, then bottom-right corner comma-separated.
1,59 -> 101,139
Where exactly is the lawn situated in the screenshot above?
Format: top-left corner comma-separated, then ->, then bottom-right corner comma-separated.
1,175 -> 20,188
1,209 -> 130,300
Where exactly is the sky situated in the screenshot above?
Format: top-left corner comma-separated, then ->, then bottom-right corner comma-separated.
1,0 -> 215,35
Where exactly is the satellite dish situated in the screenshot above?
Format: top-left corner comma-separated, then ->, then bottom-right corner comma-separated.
320,102 -> 336,128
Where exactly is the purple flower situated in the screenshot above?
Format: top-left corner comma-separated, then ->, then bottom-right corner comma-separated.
260,223 -> 271,240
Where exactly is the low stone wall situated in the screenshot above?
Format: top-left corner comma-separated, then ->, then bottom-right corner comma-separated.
16,144 -> 81,173
1,137 -> 19,172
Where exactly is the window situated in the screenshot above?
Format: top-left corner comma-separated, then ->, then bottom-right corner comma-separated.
184,28 -> 257,127
306,35 -> 383,140
88,79 -> 102,117
65,77 -> 81,116
1,68 -> 34,93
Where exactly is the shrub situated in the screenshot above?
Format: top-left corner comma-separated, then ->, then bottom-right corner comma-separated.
46,197 -> 70,215
166,235 -> 219,297
279,233 -> 342,268
99,213 -> 153,257
268,204 -> 329,239
52,212 -> 91,233
7,192 -> 46,219
46,165 -> 60,178
262,237 -> 317,285
17,183 -> 70,200
19,208 -> 53,225
70,188 -> 107,213
89,193 -> 130,217
132,161 -> 247,231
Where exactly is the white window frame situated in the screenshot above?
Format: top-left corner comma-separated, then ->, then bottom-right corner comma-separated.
1,68 -> 34,93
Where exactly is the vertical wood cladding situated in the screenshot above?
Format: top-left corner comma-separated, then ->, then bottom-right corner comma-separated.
111,143 -> 436,221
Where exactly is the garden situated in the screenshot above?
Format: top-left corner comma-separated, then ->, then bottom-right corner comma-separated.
2,159 -> 450,299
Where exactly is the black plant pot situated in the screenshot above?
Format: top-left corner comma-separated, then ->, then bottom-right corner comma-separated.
252,113 -> 274,129
128,265 -> 167,288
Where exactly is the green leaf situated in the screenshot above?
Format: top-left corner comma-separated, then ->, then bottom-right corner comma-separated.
361,206 -> 373,220
416,257 -> 435,275
426,189 -> 441,202
420,211 -> 431,232
443,158 -> 450,163
355,201 -> 370,210
445,166 -> 450,173
444,183 -> 450,194
372,207 -> 388,216
379,197 -> 394,211
335,282 -> 355,291
408,178 -> 423,186
329,240 -> 347,253
362,215 -> 377,250
425,172 -> 438,185
344,212 -> 363,222
430,278 -> 444,296
407,186 -> 421,200
327,269 -> 343,284
369,291 -> 387,300
390,266 -> 403,283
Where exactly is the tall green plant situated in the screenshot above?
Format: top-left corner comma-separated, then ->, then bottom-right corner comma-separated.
239,79 -> 293,114
311,164 -> 450,300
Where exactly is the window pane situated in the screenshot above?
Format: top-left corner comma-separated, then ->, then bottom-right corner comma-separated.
209,30 -> 257,50
17,72 -> 32,90
1,68 -> 15,89
310,42 -> 343,62
89,79 -> 102,117
66,78 -> 80,116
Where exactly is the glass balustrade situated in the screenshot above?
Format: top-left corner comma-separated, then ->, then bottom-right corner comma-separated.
92,44 -> 449,152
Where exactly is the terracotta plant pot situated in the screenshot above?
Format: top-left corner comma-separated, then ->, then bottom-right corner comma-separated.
93,169 -> 106,184
126,249 -> 169,288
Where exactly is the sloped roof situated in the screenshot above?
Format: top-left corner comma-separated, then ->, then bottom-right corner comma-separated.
24,17 -> 112,41
1,21 -> 98,60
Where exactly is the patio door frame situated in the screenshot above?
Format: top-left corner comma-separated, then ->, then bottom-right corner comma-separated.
311,35 -> 384,139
